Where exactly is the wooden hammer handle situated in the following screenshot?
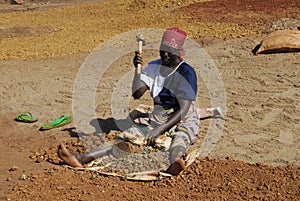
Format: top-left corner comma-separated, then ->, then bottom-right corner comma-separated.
137,41 -> 143,74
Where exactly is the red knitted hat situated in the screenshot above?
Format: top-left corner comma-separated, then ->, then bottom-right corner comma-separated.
161,27 -> 187,50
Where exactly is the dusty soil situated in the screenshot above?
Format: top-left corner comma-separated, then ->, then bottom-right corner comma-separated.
0,0 -> 300,200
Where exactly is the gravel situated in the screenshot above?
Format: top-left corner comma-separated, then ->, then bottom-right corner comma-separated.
262,17 -> 300,34
80,133 -> 170,174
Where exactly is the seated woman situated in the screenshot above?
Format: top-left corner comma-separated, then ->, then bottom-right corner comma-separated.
58,27 -> 200,175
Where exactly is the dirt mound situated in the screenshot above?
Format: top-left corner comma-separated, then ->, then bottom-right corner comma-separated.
2,0 -> 299,60
10,155 -> 300,200
177,0 -> 300,25
127,0 -> 211,9
4,120 -> 300,200
0,25 -> 58,38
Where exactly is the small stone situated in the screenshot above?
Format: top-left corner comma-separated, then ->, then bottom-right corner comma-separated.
206,156 -> 213,161
9,166 -> 18,171
19,174 -> 28,180
225,156 -> 232,161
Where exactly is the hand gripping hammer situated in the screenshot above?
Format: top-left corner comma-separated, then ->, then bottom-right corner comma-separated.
135,33 -> 146,74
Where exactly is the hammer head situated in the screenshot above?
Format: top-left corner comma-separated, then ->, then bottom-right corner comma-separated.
136,33 -> 146,46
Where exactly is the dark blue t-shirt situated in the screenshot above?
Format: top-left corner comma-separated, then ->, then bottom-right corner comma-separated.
141,59 -> 197,111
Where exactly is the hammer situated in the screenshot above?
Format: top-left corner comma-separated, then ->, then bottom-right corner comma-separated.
135,33 -> 146,74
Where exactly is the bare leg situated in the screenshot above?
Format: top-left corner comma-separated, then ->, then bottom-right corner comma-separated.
58,142 -> 112,167
57,143 -> 83,167
165,146 -> 186,175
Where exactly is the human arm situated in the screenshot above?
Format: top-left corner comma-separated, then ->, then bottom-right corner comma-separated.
145,98 -> 192,145
132,52 -> 148,99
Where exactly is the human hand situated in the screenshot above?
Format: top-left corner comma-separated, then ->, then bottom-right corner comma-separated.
133,51 -> 143,68
145,128 -> 162,146
129,109 -> 149,120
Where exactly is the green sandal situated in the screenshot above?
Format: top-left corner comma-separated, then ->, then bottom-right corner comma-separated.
40,115 -> 72,131
15,112 -> 38,123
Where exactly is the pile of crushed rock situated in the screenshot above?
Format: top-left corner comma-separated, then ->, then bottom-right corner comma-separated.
262,18 -> 300,34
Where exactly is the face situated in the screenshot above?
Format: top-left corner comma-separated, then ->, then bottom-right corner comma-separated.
159,45 -> 180,67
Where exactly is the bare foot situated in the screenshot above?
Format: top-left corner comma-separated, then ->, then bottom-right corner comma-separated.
57,143 -> 83,167
165,158 -> 185,175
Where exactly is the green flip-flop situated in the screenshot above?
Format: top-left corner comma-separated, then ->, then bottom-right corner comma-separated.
40,115 -> 72,131
15,112 -> 38,123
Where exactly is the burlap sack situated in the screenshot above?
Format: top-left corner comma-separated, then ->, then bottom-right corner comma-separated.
255,30 -> 300,54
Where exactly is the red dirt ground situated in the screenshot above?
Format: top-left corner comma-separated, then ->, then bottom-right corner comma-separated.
177,0 -> 299,25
